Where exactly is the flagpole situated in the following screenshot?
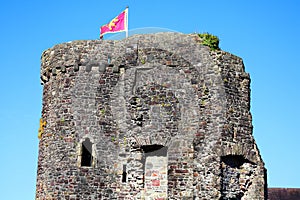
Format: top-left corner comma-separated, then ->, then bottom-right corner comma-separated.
126,6 -> 129,38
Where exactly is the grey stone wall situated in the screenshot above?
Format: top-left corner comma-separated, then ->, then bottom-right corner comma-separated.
36,32 -> 267,199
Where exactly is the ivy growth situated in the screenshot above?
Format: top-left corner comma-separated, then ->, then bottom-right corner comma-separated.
197,33 -> 220,51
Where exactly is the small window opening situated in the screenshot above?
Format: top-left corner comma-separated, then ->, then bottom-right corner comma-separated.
122,164 -> 127,182
81,138 -> 93,167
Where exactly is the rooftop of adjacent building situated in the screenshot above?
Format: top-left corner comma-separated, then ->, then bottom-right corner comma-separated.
268,188 -> 300,200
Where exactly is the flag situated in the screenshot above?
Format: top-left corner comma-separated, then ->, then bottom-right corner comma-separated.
100,7 -> 128,38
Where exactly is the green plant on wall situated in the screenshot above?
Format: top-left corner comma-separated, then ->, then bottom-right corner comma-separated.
100,108 -> 105,116
197,33 -> 220,51
140,58 -> 146,64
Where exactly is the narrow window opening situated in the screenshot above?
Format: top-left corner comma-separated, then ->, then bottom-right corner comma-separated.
122,164 -> 127,182
81,138 -> 93,167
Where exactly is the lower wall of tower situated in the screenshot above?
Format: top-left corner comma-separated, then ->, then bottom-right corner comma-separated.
36,145 -> 266,200
36,168 -> 118,199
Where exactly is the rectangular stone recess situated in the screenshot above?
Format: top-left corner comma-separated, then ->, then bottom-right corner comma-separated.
142,145 -> 168,200
220,155 -> 247,200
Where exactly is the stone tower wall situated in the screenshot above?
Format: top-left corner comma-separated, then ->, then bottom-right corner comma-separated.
36,33 -> 267,199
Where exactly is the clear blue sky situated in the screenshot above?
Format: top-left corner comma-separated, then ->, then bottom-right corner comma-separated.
0,0 -> 299,199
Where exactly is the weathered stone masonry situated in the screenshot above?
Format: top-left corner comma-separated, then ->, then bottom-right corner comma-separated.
36,33 -> 267,199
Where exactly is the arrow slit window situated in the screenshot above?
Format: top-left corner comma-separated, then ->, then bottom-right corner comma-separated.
81,138 -> 93,167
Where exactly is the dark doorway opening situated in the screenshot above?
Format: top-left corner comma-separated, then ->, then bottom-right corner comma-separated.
220,155 -> 254,200
141,144 -> 168,199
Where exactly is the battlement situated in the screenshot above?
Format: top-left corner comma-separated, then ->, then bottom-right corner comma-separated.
40,33 -> 246,84
36,32 -> 267,199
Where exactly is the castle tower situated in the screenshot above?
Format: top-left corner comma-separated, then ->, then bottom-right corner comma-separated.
36,33 -> 267,199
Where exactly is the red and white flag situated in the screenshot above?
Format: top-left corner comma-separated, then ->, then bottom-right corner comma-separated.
100,7 -> 128,38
